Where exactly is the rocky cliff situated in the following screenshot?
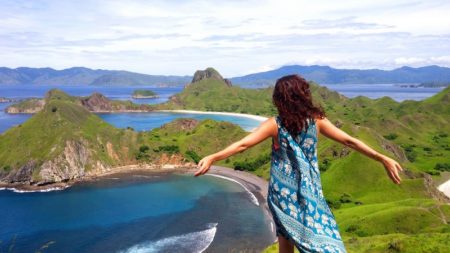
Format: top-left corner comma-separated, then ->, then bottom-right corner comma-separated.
189,67 -> 232,87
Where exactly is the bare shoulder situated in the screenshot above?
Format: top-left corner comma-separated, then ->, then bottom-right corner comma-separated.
313,116 -> 329,135
261,116 -> 278,136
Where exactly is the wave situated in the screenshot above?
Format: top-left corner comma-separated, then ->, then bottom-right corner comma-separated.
206,174 -> 260,206
0,185 -> 69,193
118,222 -> 218,253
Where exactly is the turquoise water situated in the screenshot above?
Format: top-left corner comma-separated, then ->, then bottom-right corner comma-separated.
97,111 -> 262,132
0,173 -> 274,252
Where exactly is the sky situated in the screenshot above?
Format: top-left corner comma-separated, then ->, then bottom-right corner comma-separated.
1,0 -> 450,77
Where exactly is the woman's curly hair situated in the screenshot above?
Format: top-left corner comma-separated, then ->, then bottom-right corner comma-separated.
272,74 -> 326,137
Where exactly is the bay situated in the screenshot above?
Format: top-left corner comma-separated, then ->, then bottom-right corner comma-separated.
0,173 -> 274,253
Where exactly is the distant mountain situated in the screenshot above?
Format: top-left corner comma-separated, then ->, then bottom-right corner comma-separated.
230,65 -> 450,86
0,67 -> 191,86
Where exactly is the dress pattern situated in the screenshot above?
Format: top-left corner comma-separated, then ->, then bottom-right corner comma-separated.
267,116 -> 347,253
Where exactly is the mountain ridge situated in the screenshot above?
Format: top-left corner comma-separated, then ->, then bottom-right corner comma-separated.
2,65 -> 450,86
0,66 -> 191,86
230,64 -> 450,86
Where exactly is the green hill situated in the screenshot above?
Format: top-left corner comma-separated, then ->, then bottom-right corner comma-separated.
0,90 -> 140,184
157,69 -> 450,252
0,90 -> 267,186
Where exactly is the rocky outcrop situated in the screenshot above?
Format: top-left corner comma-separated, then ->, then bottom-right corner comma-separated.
153,153 -> 196,169
5,98 -> 45,113
190,67 -> 232,87
5,90 -> 155,114
423,173 -> 450,203
38,139 -> 96,184
161,118 -> 199,131
2,160 -> 37,183
80,92 -> 115,111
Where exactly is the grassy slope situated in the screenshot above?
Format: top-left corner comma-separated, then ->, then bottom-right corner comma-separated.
155,78 -> 276,115
0,90 -> 140,179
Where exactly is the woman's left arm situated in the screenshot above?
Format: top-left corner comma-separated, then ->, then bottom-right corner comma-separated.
194,117 -> 276,176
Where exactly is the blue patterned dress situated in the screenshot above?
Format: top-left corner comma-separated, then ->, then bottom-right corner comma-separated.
267,116 -> 347,253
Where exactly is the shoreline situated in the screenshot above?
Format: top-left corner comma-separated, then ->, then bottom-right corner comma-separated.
155,109 -> 269,122
0,163 -> 194,193
0,163 -> 277,242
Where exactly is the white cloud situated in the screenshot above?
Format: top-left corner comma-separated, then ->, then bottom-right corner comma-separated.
0,0 -> 449,76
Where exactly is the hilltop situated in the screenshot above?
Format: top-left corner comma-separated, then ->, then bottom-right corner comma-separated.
5,89 -> 155,113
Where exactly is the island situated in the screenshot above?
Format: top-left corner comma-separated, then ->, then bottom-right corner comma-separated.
132,89 -> 160,99
4,91 -> 156,114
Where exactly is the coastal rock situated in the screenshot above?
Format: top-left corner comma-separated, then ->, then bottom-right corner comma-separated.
3,160 -> 37,183
190,67 -> 232,87
38,139 -> 93,184
5,98 -> 45,113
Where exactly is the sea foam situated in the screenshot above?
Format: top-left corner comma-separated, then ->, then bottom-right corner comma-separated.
118,222 -> 218,253
0,185 -> 69,193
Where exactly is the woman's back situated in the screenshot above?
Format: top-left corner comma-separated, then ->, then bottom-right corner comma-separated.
267,115 -> 347,253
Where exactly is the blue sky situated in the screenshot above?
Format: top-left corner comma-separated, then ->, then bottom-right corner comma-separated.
1,0 -> 450,76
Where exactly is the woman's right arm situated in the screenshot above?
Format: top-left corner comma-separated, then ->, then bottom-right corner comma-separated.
316,117 -> 403,184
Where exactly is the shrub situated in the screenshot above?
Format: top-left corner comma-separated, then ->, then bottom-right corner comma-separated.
345,224 -> 360,233
154,145 -> 179,154
383,133 -> 398,140
319,158 -> 331,172
434,163 -> 450,172
233,154 -> 270,171
185,150 -> 201,163
326,199 -> 341,209
339,193 -> 353,203
136,145 -> 150,160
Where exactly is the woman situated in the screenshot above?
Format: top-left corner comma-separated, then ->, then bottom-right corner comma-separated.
194,74 -> 403,253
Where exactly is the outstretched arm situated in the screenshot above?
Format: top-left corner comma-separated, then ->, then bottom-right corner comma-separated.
316,117 -> 403,184
194,117 -> 276,177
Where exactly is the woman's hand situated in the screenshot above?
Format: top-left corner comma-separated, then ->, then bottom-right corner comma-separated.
194,155 -> 216,177
380,155 -> 404,184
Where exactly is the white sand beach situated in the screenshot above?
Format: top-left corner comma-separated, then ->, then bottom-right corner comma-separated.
155,109 -> 269,122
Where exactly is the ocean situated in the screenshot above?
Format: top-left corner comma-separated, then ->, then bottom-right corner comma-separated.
0,173 -> 274,252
